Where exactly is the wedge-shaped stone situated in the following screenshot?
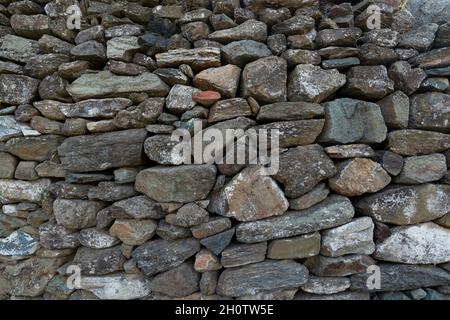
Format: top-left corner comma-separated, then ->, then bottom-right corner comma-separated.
135,165 -> 217,203
0,179 -> 50,204
350,264 -> 450,292
272,15 -> 315,36
355,184 -> 450,225
321,217 -> 375,257
58,129 -> 147,172
208,19 -> 267,44
319,98 -> 388,144
216,260 -> 308,297
193,65 -> 241,98
374,223 -> 450,264
236,195 -> 354,243
209,166 -> 288,222
66,71 -> 169,100
132,238 -> 201,276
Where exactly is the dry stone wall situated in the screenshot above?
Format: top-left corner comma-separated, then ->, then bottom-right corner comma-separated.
0,0 -> 450,300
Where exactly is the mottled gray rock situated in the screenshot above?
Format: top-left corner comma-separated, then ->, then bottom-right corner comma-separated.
274,144 -> 336,198
156,220 -> 191,240
150,262 -> 199,297
236,195 -> 354,243
221,40 -> 271,68
267,232 -> 321,260
394,154 -> 447,184
79,228 -> 119,249
155,47 -> 221,70
0,230 -> 38,257
53,199 -> 105,230
67,71 -> 169,100
272,15 -> 315,36
355,184 -> 450,225
0,152 -> 17,179
39,223 -> 79,250
329,158 -> 391,197
106,36 -> 140,62
282,49 -> 321,67
374,150 -> 404,176
221,242 -> 267,268
378,91 -> 410,129
0,116 -> 22,142
316,28 -> 362,48
70,40 -> 106,65
351,263 -> 450,292
388,61 -> 427,95
111,195 -> 164,220
288,64 -> 346,103
208,19 -> 267,44
0,179 -> 50,204
409,93 -> 450,133
217,260 -> 308,297
60,98 -> 132,119
410,47 -> 450,70
191,217 -> 232,239
80,274 -> 150,300
399,23 -> 439,51
88,182 -> 137,202
321,217 -> 375,257
256,101 -> 324,122
58,129 -> 147,172
109,219 -> 157,246
0,75 -> 40,105
0,34 -> 39,63
319,98 -> 388,144
166,203 -> 209,227
166,84 -> 200,115
301,276 -> 351,295
324,145 -> 375,159
241,56 -> 287,104
207,98 -> 252,123
388,129 -> 450,156
344,66 -> 394,99
132,238 -> 200,276
200,228 -> 234,255
135,165 -> 217,203
73,245 -> 124,275
305,254 -> 375,277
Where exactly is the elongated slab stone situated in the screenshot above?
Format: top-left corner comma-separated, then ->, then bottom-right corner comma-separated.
155,47 -> 221,70
236,195 -> 355,243
0,179 -> 50,204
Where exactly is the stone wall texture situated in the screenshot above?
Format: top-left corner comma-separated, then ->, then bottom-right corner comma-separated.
0,0 -> 450,300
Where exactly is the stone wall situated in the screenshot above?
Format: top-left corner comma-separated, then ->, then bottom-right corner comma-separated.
0,0 -> 449,300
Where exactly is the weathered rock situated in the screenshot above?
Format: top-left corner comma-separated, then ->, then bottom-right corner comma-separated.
267,232 -> 321,260
305,254 -> 375,277
236,195 -> 354,243
344,66 -> 394,99
207,98 -> 252,123
388,61 -> 427,95
67,71 -> 169,101
256,101 -> 324,122
295,291 -> 370,300
150,262 -> 199,297
155,47 -> 221,70
316,28 -> 362,48
288,64 -> 346,103
301,276 -> 351,295
359,44 -> 399,65
221,40 -> 271,68
254,119 -> 324,148
191,217 -> 232,239
72,246 -> 124,275
39,223 -> 79,250
351,263 -> 450,292
409,93 -> 450,133
282,49 -> 321,67
0,179 -> 50,204
388,129 -> 450,156
194,249 -> 221,272
274,145 -> 336,198
193,65 -> 241,98
80,274 -> 150,300
319,98 -> 388,144
200,271 -> 218,295
156,220 -> 191,240
78,228 -> 119,249
320,217 -> 375,257
0,230 -> 38,257
14,161 -> 39,181
53,199 -> 105,230
241,56 -> 287,104
111,195 -> 164,220
355,184 -> 450,225
0,152 -> 17,179
106,36 -> 140,62
394,154 -> 447,184
165,84 -> 200,115
329,158 -> 391,197
58,129 -> 147,172
208,19 -> 267,44
272,14 -> 315,36
0,74 -> 40,105
374,151 -> 404,176
374,222 -> 450,264
0,34 -> 39,63
0,116 -> 22,142
60,98 -> 132,119
217,260 -> 308,297
135,165 -> 217,203
399,23 -> 439,51
109,219 -> 157,246
70,40 -> 106,65
192,91 -> 221,107
88,182 -> 137,202
378,91 -> 410,129
166,203 -> 209,227
324,145 -> 375,159
221,242 -> 267,268
24,53 -> 71,79
132,238 -> 200,276
200,228 -> 234,255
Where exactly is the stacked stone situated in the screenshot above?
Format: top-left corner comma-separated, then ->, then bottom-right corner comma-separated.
0,0 -> 449,300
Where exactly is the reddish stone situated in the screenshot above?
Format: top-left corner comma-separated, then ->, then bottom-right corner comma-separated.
192,91 -> 221,107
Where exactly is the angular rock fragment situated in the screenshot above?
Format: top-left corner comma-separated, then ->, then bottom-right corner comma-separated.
0,34 -> 39,63
72,245 -> 124,275
156,47 -> 221,70
388,130 -> 450,155
324,145 -> 375,159
288,64 -> 346,103
217,260 -> 308,297
150,262 -> 199,297
0,116 -> 22,142
394,154 -> 447,184
193,65 -> 241,98
190,217 -> 232,239
39,223 -> 79,250
135,165 -> 217,203
132,238 -> 200,276
256,101 -> 324,122
316,28 -> 362,47
398,23 -> 439,51
60,98 -> 132,119
53,199 -> 105,230
409,92 -> 450,133
221,242 -> 267,268
109,219 -> 157,246
388,61 -> 427,95
267,232 -> 321,260
207,98 -> 252,123
301,276 -> 351,295
378,91 -> 410,129
0,230 -> 38,257
221,40 -> 271,68
200,228 -> 234,255
236,195 -> 354,243
78,228 -> 119,249
305,254 -> 375,277
355,184 -> 450,225
0,75 -> 40,105
0,179 -> 50,204
111,195 -> 164,219
344,66 -> 394,99
208,19 -> 267,44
